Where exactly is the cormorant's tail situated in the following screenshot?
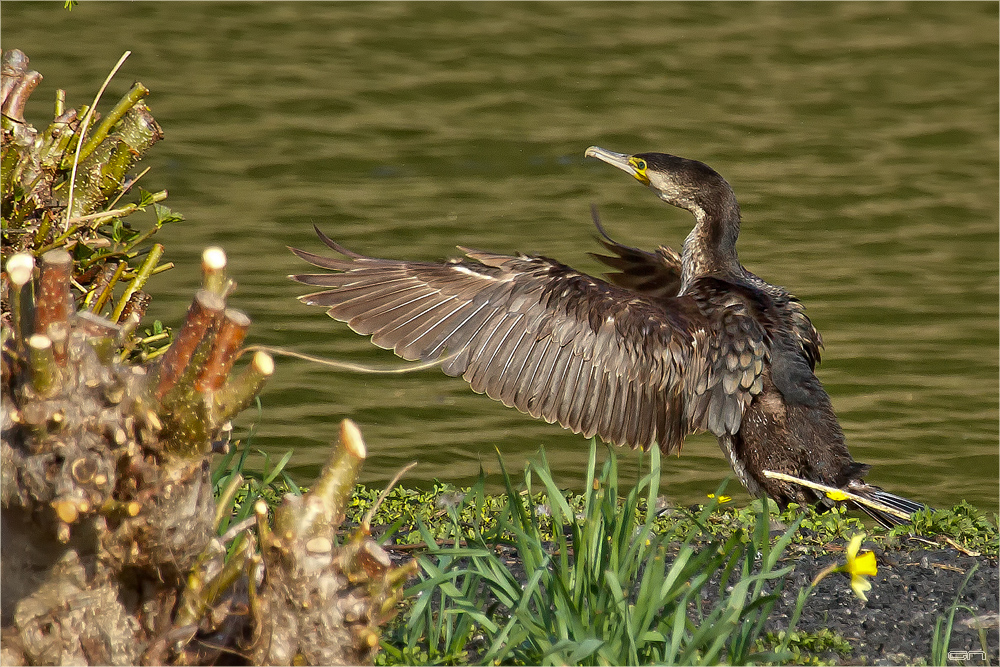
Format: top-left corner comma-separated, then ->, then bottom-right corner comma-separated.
854,489 -> 929,529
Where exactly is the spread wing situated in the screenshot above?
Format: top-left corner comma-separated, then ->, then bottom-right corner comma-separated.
587,206 -> 683,299
290,228 -> 767,453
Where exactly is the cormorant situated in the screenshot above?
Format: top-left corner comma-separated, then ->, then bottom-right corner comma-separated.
289,146 -> 924,526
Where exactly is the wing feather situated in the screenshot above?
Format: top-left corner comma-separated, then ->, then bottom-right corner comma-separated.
495,330 -> 537,407
394,298 -> 465,359
510,336 -> 551,408
566,356 -> 596,433
479,315 -> 527,397
466,311 -> 520,392
587,209 -> 683,299
290,232 -> 768,453
524,338 -> 563,419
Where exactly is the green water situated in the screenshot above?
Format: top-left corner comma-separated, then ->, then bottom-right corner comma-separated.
5,2 -> 997,513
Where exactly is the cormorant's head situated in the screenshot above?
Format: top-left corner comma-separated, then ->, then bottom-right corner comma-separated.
585,146 -> 738,224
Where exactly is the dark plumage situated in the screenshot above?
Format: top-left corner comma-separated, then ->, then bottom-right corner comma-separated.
289,145 -> 925,526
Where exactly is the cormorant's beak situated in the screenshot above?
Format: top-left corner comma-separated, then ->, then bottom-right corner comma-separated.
585,146 -> 650,185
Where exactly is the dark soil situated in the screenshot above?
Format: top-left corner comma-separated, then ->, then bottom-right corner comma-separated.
764,546 -> 998,665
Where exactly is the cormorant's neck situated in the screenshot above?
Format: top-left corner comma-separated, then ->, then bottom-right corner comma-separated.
678,195 -> 742,294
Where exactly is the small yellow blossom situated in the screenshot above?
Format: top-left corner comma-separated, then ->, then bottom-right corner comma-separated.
826,489 -> 849,502
707,493 -> 732,504
843,533 -> 878,601
811,532 -> 878,602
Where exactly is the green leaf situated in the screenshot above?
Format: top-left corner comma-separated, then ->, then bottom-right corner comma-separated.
261,449 -> 293,485
153,202 -> 185,225
138,188 -> 157,207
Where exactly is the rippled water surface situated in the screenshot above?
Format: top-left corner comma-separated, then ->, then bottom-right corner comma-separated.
6,2 -> 997,513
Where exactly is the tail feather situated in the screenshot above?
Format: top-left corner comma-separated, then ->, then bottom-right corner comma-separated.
854,488 -> 930,529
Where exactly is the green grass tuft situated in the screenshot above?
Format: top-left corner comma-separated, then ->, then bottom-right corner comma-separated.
378,439 -> 812,666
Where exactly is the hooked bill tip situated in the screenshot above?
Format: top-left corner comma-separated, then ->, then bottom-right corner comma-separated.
584,146 -> 638,176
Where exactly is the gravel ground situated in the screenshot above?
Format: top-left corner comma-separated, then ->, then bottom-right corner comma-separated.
762,546 -> 998,665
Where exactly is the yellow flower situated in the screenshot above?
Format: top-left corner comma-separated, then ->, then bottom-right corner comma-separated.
826,489 -> 849,502
811,532 -> 878,602
707,493 -> 732,504
843,533 -> 878,601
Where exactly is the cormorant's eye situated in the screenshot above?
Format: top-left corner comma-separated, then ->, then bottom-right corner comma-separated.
631,157 -> 647,172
